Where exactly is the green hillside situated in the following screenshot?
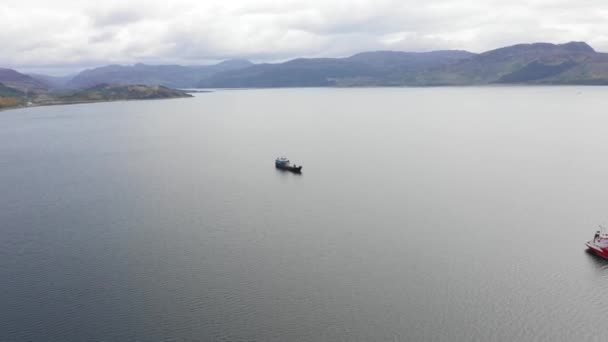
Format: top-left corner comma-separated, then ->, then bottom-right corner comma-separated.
0,83 -> 26,109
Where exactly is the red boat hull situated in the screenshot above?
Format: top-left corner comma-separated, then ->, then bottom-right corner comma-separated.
586,241 -> 608,259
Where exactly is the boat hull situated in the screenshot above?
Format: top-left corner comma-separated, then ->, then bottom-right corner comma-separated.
586,241 -> 608,259
276,164 -> 302,173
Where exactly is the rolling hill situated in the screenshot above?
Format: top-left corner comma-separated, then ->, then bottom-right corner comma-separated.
0,82 -> 191,110
0,82 -> 26,109
58,84 -> 193,102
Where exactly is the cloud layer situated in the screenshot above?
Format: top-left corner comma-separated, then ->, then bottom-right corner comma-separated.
3,0 -> 608,73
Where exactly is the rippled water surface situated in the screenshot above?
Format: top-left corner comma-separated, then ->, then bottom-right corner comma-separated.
2,87 -> 608,341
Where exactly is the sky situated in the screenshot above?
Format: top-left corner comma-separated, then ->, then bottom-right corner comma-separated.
2,0 -> 608,74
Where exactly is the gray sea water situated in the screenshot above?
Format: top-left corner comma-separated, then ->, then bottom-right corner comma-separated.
1,87 -> 608,341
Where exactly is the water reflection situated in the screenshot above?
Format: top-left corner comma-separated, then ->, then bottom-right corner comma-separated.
584,249 -> 608,271
274,168 -> 303,176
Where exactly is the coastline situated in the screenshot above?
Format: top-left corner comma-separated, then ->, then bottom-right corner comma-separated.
0,94 -> 194,113
2,83 -> 603,113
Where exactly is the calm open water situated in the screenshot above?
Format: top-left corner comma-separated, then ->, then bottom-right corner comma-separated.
2,87 -> 608,341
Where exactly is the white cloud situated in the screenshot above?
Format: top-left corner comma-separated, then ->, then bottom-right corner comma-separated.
2,0 -> 608,74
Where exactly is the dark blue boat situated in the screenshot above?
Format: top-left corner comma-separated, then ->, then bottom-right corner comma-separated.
275,156 -> 302,173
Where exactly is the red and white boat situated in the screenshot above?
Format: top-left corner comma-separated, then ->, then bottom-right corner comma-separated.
586,227 -> 608,259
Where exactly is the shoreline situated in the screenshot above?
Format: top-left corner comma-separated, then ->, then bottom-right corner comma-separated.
0,94 -> 195,113
2,83 -> 604,113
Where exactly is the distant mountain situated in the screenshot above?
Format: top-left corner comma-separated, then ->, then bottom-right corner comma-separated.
202,59 -> 255,73
0,68 -> 48,92
200,42 -> 608,87
412,42 -> 598,85
199,51 -> 476,87
66,59 -> 253,89
346,50 -> 475,70
28,73 -> 74,89
198,58 -> 383,87
9,41 -> 608,93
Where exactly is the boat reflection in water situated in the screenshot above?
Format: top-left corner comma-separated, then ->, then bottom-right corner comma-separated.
275,156 -> 302,173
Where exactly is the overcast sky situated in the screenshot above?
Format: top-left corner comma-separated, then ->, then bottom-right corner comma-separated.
3,0 -> 608,74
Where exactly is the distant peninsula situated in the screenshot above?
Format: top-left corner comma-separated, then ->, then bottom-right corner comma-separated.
3,41 -> 608,111
0,82 -> 192,111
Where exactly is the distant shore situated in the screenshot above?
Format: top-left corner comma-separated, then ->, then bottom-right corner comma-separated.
0,95 -> 193,113
0,84 -> 196,113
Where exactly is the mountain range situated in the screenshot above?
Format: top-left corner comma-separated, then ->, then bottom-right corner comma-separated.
3,41 -> 608,96
199,42 -> 608,87
65,59 -> 253,89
